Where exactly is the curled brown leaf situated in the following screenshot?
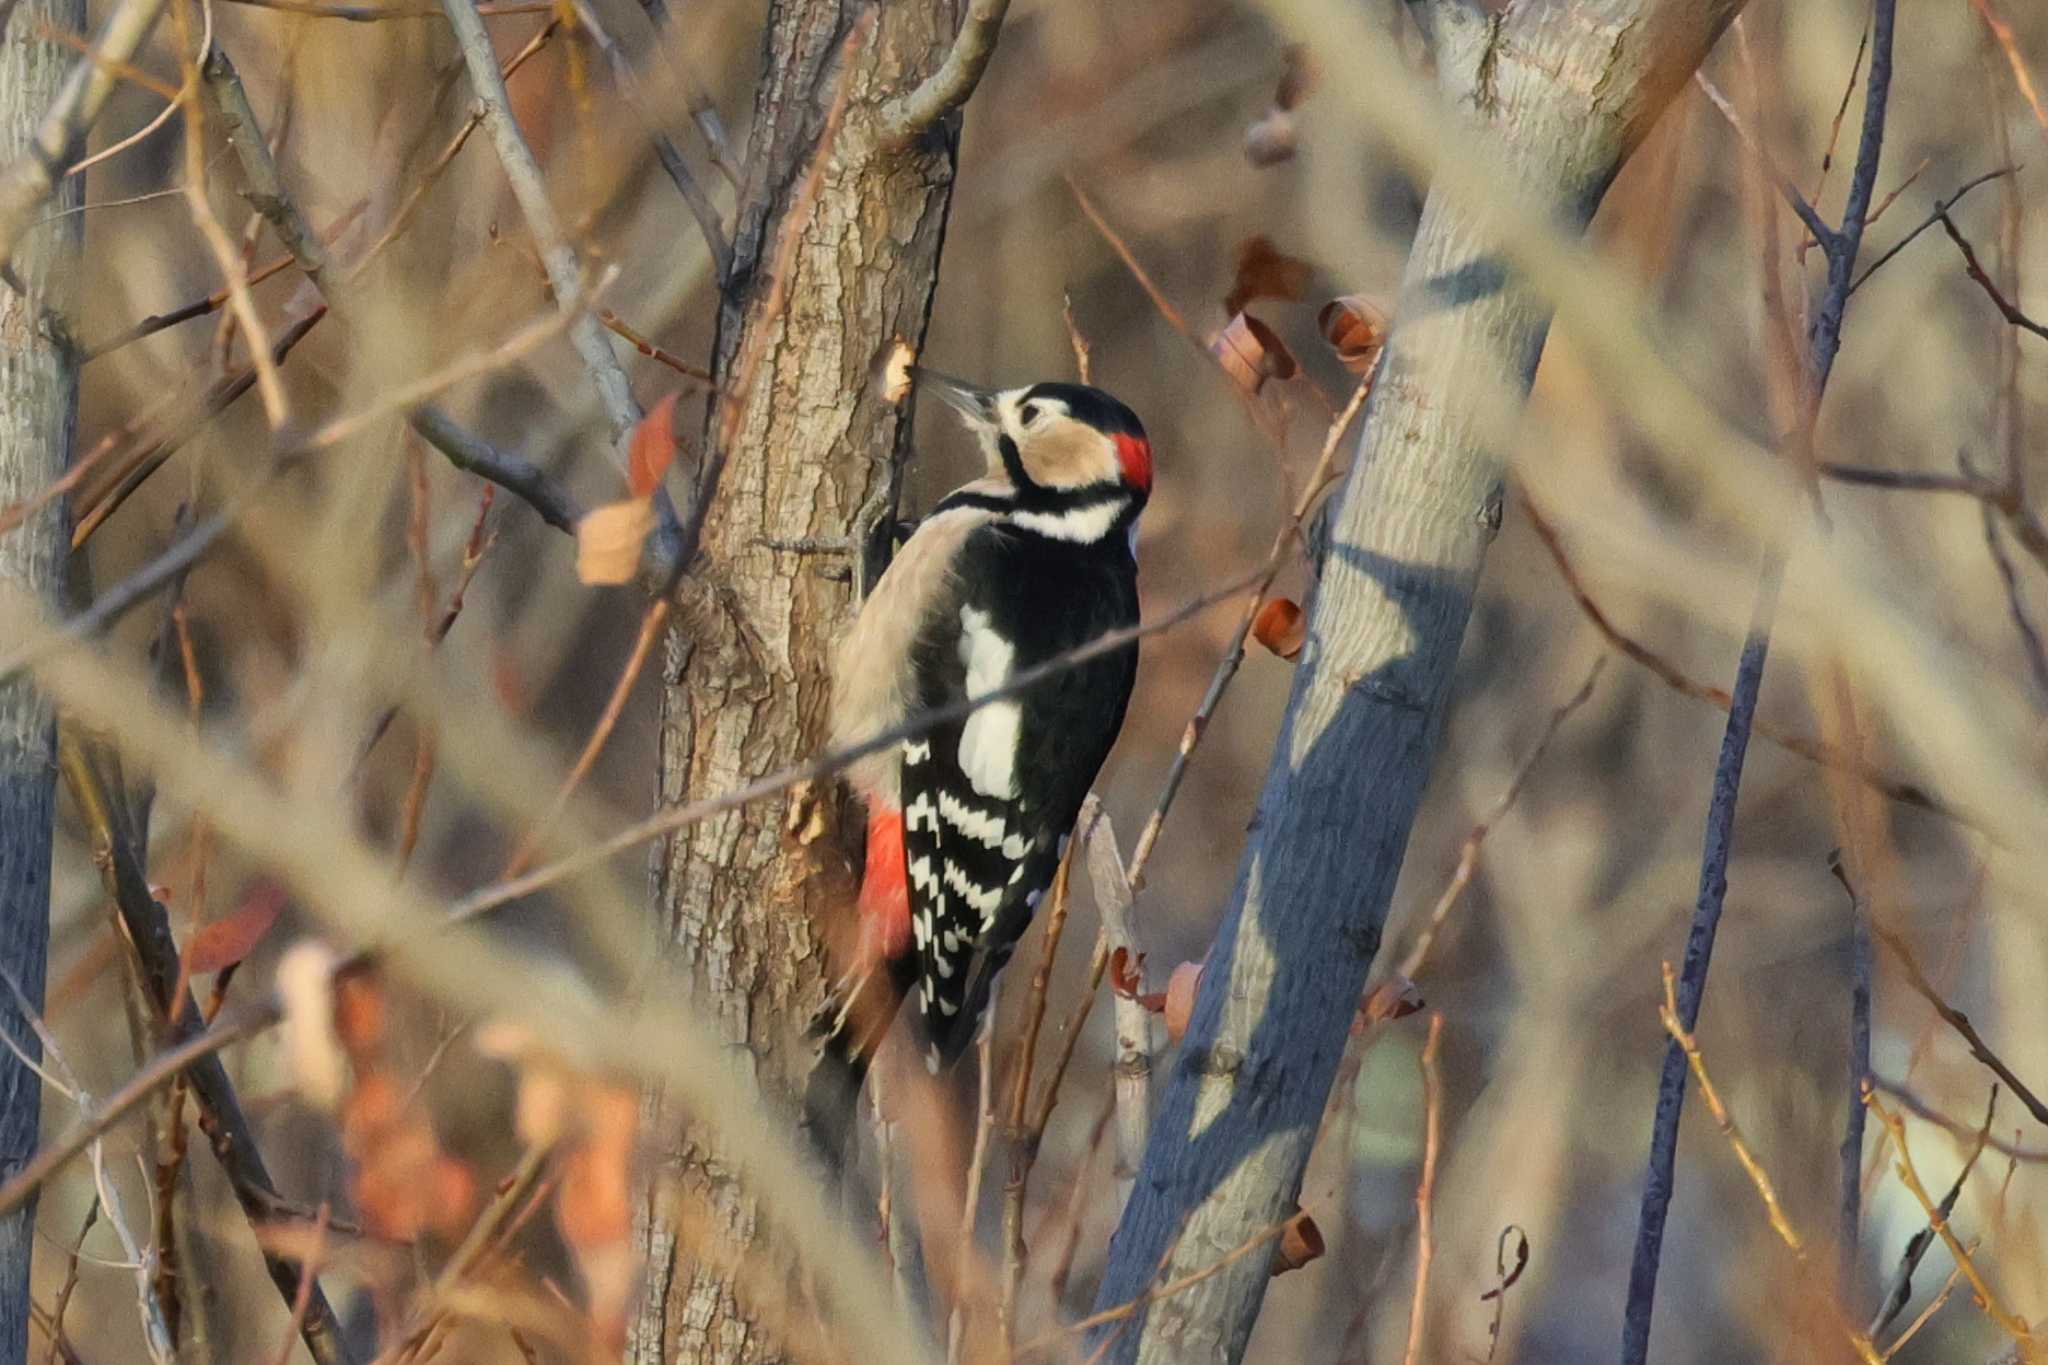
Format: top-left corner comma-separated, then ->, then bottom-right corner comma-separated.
1253,597 -> 1306,661
1225,236 -> 1313,315
1319,295 -> 1388,374
1210,312 -> 1298,396
1272,1210 -> 1325,1276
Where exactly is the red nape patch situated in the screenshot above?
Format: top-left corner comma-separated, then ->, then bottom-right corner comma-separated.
857,806 -> 911,967
1115,432 -> 1153,493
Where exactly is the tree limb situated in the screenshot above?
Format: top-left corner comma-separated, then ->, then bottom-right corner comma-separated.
876,0 -> 1013,146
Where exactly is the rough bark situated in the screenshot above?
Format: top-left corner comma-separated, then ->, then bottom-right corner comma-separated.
0,6 -> 81,1362
1086,4 -> 1742,1362
631,3 -> 959,1361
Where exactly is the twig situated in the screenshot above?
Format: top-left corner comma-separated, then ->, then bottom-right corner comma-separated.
599,309 -> 715,386
268,1203 -> 331,1365
1400,1013 -> 1445,1365
1848,167 -> 2013,295
635,0 -> 741,188
568,0 -> 730,280
56,736 -> 355,1365
1062,290 -> 1092,384
439,0 -> 638,440
0,0 -> 171,271
1881,1253 -> 1971,1359
1873,923 -> 2048,1124
1808,0 -> 1896,389
877,0 -> 1013,147
1870,1077 -> 2048,1162
1524,497 -> 1942,817
1832,852 -> 1874,1295
1123,370 -> 1376,890
502,597 -> 672,876
349,20 -> 562,279
1018,1212 -> 1308,1357
1398,659 -> 1604,981
949,1033 -> 997,1365
1869,1087 -> 1995,1340
1693,71 -> 1835,251
409,407 -> 583,533
1938,208 -> 2048,341
1982,501 -> 2048,702
1968,0 -> 2048,135
43,1196 -> 98,1365
1657,965 -> 1884,1365
447,558 -> 1277,922
1863,1091 -> 2041,1360
390,1143 -> 556,1362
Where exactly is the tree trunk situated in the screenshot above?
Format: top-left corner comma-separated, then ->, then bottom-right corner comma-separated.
0,7 -> 82,1363
630,3 -> 958,1360
1087,3 -> 1740,1362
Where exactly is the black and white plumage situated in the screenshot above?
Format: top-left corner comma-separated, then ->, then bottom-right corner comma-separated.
824,370 -> 1150,1083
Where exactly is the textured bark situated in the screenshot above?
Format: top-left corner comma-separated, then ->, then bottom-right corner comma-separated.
1086,4 -> 1742,1362
631,3 -> 959,1361
0,7 -> 81,1363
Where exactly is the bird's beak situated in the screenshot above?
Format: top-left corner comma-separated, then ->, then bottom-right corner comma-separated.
912,368 -> 998,427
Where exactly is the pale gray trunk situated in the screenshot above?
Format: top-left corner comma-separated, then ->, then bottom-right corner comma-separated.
631,2 -> 959,1361
0,5 -> 83,1362
1087,3 -> 1743,1361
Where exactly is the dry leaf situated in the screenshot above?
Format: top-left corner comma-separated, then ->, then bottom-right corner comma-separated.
1271,1211 -> 1324,1275
1275,45 -> 1316,110
873,337 -> 916,403
276,941 -> 345,1109
1162,960 -> 1203,1043
334,970 -> 387,1059
627,393 -> 680,499
1109,945 -> 1147,999
1225,236 -> 1312,316
1244,109 -> 1297,167
1209,313 -> 1298,397
1252,598 -> 1306,660
557,1083 -> 642,1352
1358,974 -> 1425,1030
576,497 -> 656,586
1318,296 -> 1388,374
183,882 -> 285,975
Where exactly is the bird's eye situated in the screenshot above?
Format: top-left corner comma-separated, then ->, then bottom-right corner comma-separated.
1019,402 -> 1040,427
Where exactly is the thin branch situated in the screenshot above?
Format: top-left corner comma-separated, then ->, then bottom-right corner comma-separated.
409,407 -> 583,533
1397,659 -> 1604,982
1863,1091 -> 2041,1360
1620,562 -> 1783,1365
1869,1087 -> 1995,1340
876,0 -> 1014,147
1871,1077 -> 2048,1163
1693,71 -> 1836,251
1657,965 -> 1884,1365
1873,923 -> 2048,1124
1980,501 -> 2048,703
438,0 -> 639,440
1807,0 -> 1897,390
1832,852 -> 1874,1292
1848,167 -> 2013,295
55,736 -> 354,1365
448,556 -> 1273,924
1399,1013 -> 1445,1365
569,0 -> 730,280
0,0 -> 171,271
1524,497 -> 1945,818
1938,208 -> 2048,341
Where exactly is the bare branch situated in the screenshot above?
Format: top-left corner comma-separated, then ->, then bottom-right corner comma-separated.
407,407 -> 583,532
876,0 -> 1013,147
0,0 -> 169,272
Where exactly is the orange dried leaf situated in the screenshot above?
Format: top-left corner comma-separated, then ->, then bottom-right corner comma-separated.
1162,961 -> 1203,1042
334,971 -> 388,1057
627,393 -> 680,499
1253,598 -> 1306,661
1225,236 -> 1313,316
1109,945 -> 1147,999
183,882 -> 284,975
1271,1211 -> 1324,1275
576,497 -> 656,585
1318,295 -> 1388,374
1359,973 -> 1424,1028
1209,313 -> 1298,397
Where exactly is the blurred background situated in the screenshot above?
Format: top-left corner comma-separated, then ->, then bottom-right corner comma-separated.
27,0 -> 2048,1360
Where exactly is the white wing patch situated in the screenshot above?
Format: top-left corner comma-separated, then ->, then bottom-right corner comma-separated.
1009,501 -> 1123,544
940,861 -> 1005,922
957,605 -> 1022,800
937,790 -> 1008,847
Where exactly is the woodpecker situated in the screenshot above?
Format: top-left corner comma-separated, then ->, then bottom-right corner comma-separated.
808,368 -> 1149,1153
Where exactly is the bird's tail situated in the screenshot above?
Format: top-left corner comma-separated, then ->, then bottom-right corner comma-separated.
801,805 -> 914,1182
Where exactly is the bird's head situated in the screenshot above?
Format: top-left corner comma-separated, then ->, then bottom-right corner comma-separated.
914,369 -> 1152,500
